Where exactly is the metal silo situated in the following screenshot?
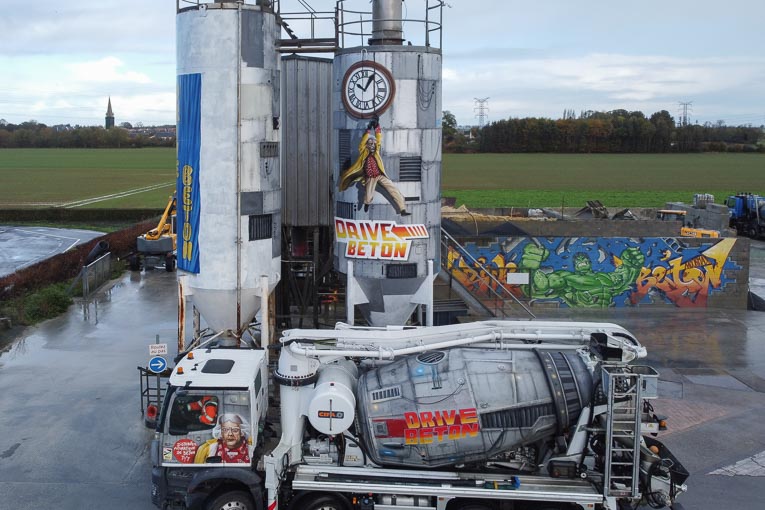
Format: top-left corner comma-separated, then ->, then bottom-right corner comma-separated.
279,54 -> 335,328
333,0 -> 444,327
176,0 -> 281,345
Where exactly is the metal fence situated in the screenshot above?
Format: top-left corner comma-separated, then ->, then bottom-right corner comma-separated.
81,252 -> 113,298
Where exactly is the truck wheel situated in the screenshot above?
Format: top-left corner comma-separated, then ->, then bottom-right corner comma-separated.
748,227 -> 758,238
297,494 -> 350,510
129,255 -> 140,271
165,254 -> 176,272
447,502 -> 495,510
205,490 -> 254,510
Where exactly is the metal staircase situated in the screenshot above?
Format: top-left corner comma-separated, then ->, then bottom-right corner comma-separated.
439,230 -> 535,320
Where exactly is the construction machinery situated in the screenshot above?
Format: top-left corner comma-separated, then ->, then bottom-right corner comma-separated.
150,320 -> 688,510
726,193 -> 765,239
132,194 -> 177,272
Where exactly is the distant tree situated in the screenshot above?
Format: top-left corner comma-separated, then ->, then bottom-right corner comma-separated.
649,110 -> 674,152
120,121 -> 133,129
442,111 -> 457,139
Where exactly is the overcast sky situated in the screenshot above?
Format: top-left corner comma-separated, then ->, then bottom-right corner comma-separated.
1,0 -> 763,127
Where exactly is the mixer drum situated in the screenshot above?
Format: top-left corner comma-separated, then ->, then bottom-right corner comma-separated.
357,348 -> 593,468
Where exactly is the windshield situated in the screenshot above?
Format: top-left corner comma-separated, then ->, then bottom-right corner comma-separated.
160,389 -> 252,466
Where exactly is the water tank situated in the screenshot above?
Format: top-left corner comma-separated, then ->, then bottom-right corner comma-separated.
357,348 -> 592,468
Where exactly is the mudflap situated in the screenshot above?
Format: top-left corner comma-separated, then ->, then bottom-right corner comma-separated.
643,436 -> 689,486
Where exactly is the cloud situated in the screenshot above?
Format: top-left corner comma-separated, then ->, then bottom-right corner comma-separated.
443,53 -> 765,123
67,57 -> 152,84
0,1 -> 173,56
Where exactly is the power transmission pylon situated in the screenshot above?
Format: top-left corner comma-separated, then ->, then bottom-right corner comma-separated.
474,97 -> 490,128
678,101 -> 693,126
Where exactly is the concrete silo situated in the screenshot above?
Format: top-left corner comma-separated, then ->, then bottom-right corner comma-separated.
175,0 -> 281,346
333,0 -> 444,326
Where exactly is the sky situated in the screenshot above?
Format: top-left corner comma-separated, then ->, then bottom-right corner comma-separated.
1,0 -> 763,127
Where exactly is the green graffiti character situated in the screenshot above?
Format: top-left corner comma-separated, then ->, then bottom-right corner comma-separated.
519,244 -> 645,307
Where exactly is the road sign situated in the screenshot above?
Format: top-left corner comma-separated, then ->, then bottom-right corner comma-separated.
149,343 -> 168,356
149,356 -> 168,374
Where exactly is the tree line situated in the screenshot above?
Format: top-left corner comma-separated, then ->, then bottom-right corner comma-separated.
0,121 -> 175,149
443,109 -> 765,154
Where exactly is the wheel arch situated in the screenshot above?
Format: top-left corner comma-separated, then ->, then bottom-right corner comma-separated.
184,468 -> 263,510
285,490 -> 353,510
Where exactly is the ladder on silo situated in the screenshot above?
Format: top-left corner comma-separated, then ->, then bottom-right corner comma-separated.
602,366 -> 643,499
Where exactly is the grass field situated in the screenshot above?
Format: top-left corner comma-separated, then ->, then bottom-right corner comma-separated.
0,148 -> 175,208
0,148 -> 762,209
442,153 -> 765,207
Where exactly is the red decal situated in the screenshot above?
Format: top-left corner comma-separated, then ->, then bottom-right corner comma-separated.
172,438 -> 198,464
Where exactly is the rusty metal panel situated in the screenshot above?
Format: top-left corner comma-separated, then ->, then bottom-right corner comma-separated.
281,55 -> 333,227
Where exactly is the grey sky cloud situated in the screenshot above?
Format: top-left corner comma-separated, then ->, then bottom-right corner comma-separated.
0,1 -> 762,127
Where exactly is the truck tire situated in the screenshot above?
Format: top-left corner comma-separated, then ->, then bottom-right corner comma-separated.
165,253 -> 176,272
129,255 -> 141,271
205,490 -> 254,510
447,501 -> 495,510
294,494 -> 350,510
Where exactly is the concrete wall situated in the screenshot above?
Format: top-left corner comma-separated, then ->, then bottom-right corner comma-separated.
507,219 -> 685,237
447,235 -> 750,310
447,217 -> 685,238
664,201 -> 733,233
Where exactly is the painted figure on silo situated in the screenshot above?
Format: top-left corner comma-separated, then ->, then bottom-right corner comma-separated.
339,117 -> 410,216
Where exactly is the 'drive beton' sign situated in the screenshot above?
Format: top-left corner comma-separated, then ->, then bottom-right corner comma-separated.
334,218 -> 429,261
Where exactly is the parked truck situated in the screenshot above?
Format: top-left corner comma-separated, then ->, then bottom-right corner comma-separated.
726,193 -> 765,238
151,320 -> 687,510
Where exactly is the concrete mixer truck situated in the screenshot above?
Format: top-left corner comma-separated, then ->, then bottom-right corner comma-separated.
150,320 -> 688,510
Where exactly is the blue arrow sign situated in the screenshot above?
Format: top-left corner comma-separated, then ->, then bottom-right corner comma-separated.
148,356 -> 167,374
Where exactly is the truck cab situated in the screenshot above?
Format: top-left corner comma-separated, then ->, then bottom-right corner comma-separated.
151,348 -> 268,510
727,193 -> 765,238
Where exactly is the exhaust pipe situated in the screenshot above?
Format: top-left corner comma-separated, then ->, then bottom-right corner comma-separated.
370,0 -> 404,45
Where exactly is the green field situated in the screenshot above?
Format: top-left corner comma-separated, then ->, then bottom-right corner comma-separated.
0,148 -> 175,208
442,153 -> 765,208
0,148 -> 763,209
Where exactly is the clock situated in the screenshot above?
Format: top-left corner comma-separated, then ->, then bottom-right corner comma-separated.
341,61 -> 396,119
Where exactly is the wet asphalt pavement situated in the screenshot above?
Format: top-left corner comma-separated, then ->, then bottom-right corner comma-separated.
1,242 -> 765,509
0,226 -> 104,278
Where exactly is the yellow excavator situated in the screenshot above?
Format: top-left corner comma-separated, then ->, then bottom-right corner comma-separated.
131,194 -> 177,272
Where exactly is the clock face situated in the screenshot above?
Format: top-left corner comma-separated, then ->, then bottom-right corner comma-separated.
341,61 -> 396,119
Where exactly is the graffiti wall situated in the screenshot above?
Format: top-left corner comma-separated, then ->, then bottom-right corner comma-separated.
446,237 -> 743,308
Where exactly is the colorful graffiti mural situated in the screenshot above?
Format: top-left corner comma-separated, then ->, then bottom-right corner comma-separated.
446,237 -> 741,308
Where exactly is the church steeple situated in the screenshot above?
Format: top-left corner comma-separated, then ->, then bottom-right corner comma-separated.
105,97 -> 115,129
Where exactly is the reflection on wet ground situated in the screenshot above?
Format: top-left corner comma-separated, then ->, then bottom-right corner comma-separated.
0,241 -> 763,509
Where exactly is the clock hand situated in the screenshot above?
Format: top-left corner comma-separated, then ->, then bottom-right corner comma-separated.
362,74 -> 375,92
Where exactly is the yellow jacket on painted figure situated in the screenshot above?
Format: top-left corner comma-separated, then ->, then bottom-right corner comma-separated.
339,127 -> 386,191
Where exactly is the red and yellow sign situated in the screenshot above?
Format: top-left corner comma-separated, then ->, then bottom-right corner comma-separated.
335,218 -> 429,261
404,408 -> 480,445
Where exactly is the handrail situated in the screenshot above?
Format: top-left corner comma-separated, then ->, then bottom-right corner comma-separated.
440,234 -> 507,318
441,230 -> 535,320
176,1 -> 444,52
335,1 -> 444,49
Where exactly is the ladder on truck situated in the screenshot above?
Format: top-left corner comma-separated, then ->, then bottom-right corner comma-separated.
602,365 -> 658,499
